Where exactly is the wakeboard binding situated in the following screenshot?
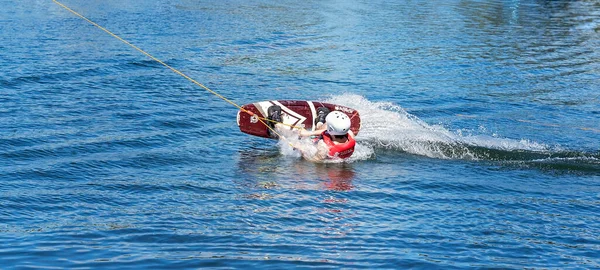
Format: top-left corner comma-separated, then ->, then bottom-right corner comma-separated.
267,105 -> 282,139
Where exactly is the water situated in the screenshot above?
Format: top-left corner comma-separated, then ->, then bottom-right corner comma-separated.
2,0 -> 599,268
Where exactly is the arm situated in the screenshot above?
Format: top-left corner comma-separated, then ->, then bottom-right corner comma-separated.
298,125 -> 326,137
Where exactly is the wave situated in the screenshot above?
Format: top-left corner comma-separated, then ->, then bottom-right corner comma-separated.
322,94 -> 600,172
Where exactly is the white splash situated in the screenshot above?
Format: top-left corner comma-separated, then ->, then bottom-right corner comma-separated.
276,129 -> 374,163
323,94 -> 550,160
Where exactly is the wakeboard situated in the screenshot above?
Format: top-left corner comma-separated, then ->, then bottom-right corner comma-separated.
237,100 -> 361,139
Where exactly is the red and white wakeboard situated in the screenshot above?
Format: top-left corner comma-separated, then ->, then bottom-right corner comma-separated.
237,100 -> 361,139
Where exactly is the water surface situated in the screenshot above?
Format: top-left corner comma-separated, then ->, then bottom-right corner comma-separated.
1,0 -> 599,269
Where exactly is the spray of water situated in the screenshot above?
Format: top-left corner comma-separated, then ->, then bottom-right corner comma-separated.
276,128 -> 374,163
277,94 -> 599,172
325,94 -> 551,160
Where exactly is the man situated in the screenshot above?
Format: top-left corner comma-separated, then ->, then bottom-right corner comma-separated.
268,106 -> 356,161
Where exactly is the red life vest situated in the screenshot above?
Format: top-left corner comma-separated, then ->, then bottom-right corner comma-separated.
321,131 -> 356,159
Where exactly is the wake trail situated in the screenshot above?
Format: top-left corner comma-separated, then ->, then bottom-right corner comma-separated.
275,94 -> 599,172
326,94 -> 599,165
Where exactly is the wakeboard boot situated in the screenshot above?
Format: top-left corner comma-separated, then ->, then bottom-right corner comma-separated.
315,107 -> 330,126
267,105 -> 282,139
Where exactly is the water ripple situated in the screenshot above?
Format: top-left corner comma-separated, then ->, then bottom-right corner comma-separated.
1,0 -> 599,269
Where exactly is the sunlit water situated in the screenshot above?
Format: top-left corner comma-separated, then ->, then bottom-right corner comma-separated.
1,0 -> 599,269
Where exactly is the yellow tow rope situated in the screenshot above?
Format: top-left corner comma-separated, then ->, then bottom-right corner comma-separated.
52,0 -> 303,145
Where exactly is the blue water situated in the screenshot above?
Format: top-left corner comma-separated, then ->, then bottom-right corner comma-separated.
2,0 -> 600,269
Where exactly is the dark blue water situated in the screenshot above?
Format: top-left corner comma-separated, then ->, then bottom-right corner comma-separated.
2,0 -> 600,269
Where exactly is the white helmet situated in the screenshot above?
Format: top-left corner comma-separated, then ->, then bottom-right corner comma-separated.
325,111 -> 351,135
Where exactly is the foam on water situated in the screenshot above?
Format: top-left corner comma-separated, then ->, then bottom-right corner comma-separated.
274,94 -> 600,170
319,94 -> 600,173
324,94 -> 553,160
